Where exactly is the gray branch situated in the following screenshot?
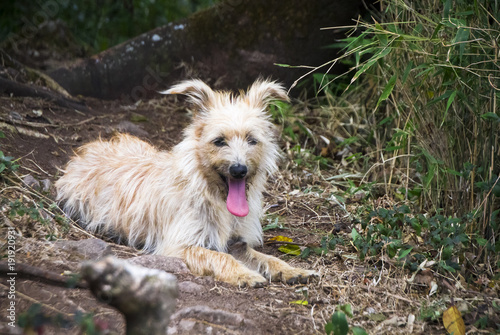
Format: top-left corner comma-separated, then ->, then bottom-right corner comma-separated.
81,256 -> 178,335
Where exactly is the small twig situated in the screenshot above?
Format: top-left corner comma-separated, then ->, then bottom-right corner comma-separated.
0,261 -> 87,289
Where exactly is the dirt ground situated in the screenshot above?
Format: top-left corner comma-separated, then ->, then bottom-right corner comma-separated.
0,79 -> 496,334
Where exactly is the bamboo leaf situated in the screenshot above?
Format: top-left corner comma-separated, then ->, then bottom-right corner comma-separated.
401,61 -> 414,85
376,74 -> 397,109
440,90 -> 457,127
481,112 -> 500,123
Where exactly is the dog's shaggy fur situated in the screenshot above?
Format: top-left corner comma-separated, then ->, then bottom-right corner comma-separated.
55,79 -> 317,287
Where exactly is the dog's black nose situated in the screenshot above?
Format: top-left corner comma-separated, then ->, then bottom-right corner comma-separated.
229,164 -> 247,179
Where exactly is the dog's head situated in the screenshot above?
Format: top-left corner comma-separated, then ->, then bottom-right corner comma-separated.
161,79 -> 288,217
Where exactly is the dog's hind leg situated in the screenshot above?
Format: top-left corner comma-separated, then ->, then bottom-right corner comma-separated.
182,246 -> 267,287
228,239 -> 319,285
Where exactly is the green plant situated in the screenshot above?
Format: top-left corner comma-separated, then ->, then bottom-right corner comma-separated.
325,304 -> 367,335
301,235 -> 344,258
312,0 -> 499,268
350,204 -> 477,277
18,304 -> 106,334
0,151 -> 19,175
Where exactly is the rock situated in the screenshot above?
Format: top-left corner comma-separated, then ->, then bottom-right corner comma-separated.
54,238 -> 113,260
128,255 -> 191,274
40,178 -> 51,192
178,281 -> 205,294
171,305 -> 248,327
23,174 -> 40,189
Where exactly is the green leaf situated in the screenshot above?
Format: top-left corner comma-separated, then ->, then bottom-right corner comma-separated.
375,23 -> 388,46
351,327 -> 369,335
338,304 -> 353,318
262,217 -> 282,231
398,247 -> 413,260
350,47 -> 392,85
443,0 -> 452,18
278,244 -> 301,256
476,237 -> 488,246
351,228 -> 360,242
442,245 -> 453,260
401,61 -> 414,85
326,312 -> 349,335
481,112 -> 500,123
440,261 -> 456,273
300,247 -> 311,259
289,300 -> 308,305
446,168 -> 463,177
440,90 -> 457,127
454,27 -> 470,62
325,322 -> 334,335
375,74 -> 397,110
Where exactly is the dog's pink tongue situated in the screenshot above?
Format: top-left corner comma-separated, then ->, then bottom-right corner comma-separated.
227,178 -> 249,217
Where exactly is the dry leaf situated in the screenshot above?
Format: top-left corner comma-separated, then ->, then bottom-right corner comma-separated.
270,235 -> 293,242
289,300 -> 308,305
442,306 -> 465,335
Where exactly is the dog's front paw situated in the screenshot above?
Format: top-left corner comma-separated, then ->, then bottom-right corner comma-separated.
236,271 -> 268,288
282,268 -> 319,285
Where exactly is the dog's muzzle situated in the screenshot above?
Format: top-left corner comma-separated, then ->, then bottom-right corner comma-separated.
229,163 -> 247,179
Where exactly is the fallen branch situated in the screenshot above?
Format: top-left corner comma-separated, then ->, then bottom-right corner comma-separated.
0,261 -> 87,289
0,121 -> 50,139
0,77 -> 89,112
81,256 -> 178,335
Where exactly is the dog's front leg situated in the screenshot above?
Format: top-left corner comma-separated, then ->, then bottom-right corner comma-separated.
182,246 -> 267,287
228,240 -> 318,284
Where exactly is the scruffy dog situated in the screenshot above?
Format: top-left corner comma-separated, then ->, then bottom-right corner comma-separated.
56,79 -> 317,287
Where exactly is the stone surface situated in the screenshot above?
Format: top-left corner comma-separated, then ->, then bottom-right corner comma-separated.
54,238 -> 113,260
128,255 -> 191,275
178,281 -> 205,294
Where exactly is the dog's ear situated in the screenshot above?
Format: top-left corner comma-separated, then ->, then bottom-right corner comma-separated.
246,79 -> 290,109
160,80 -> 216,112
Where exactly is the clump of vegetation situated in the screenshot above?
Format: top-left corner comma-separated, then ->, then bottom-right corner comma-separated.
304,0 -> 499,272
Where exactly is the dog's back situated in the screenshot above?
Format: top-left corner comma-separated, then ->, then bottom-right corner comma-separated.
56,133 -> 176,251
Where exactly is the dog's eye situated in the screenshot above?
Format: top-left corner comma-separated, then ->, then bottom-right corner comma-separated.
213,137 -> 227,147
248,137 -> 258,146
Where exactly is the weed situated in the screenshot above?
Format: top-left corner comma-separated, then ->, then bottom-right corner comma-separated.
325,304 -> 367,335
0,150 -> 19,175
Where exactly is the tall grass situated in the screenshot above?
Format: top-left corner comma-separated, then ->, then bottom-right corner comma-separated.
318,0 -> 499,264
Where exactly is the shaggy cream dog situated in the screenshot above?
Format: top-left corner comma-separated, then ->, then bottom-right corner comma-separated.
56,79 -> 317,287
